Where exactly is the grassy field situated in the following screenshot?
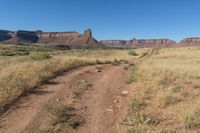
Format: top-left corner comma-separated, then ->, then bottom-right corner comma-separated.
2,44 -> 200,132
127,47 -> 200,132
0,44 -> 145,110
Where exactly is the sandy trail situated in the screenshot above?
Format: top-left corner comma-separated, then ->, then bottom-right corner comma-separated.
0,62 -> 134,133
0,48 -> 161,133
75,64 -> 133,133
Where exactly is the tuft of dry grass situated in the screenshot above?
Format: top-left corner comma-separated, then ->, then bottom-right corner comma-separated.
44,102 -> 82,128
126,64 -> 139,84
158,93 -> 182,106
182,106 -> 200,129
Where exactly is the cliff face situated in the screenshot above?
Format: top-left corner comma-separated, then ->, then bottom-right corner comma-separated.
180,38 -> 200,45
99,40 -> 130,48
0,29 -> 98,46
135,39 -> 177,48
0,30 -> 12,41
100,39 -> 177,48
8,30 -> 39,43
2,28 -> 200,48
37,29 -> 97,45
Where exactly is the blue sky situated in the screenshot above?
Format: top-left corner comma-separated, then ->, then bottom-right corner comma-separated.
0,0 -> 200,41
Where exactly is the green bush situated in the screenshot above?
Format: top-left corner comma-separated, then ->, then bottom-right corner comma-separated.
128,50 -> 137,56
30,52 -> 52,60
95,59 -> 104,64
0,50 -> 30,56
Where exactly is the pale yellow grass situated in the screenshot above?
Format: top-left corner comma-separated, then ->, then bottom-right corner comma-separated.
127,47 -> 200,132
0,49 -> 138,108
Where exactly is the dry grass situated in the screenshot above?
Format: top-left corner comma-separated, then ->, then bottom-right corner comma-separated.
182,106 -> 200,129
0,45 -> 141,109
44,103 -> 81,128
127,47 -> 200,132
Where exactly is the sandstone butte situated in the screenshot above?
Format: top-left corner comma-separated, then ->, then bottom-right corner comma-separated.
0,29 -> 98,46
1,28 -> 200,48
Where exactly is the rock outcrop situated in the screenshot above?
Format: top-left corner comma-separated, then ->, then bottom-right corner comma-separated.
37,29 -> 97,45
99,40 -> 130,48
180,38 -> 200,46
3,28 -> 200,48
135,39 -> 177,48
0,30 -> 12,41
0,29 -> 98,46
100,39 -> 177,48
7,30 -> 39,43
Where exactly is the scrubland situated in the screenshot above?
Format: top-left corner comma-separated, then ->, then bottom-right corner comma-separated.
0,45 -> 141,110
3,44 -> 200,132
127,47 -> 200,132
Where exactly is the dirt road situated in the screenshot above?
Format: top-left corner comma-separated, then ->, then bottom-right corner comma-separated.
0,48 -> 158,133
0,61 -> 135,133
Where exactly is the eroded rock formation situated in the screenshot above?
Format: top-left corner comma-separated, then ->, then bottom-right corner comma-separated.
2,28 -> 200,48
0,30 -> 12,41
37,29 -> 97,45
0,29 -> 98,46
100,39 -> 177,48
180,38 -> 200,45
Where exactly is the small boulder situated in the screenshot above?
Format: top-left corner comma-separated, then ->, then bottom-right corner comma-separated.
95,69 -> 101,73
56,98 -> 61,101
121,91 -> 129,96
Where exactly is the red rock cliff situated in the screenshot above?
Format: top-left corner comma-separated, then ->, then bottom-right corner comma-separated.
38,29 -> 97,45
0,29 -> 98,46
180,38 -> 200,45
100,39 -> 177,48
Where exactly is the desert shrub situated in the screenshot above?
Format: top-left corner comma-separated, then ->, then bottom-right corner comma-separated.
0,74 -> 31,106
44,103 -> 81,128
126,128 -> 133,133
37,72 -> 51,84
111,59 -> 120,66
128,50 -> 137,56
130,98 -> 138,111
172,85 -> 182,93
136,113 -> 152,125
95,59 -> 102,64
159,94 -> 181,106
37,62 -> 57,84
30,52 -> 52,60
44,103 -> 74,117
126,65 -> 138,84
0,50 -> 30,56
